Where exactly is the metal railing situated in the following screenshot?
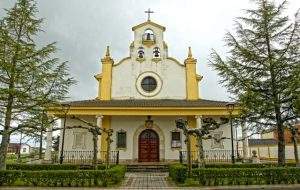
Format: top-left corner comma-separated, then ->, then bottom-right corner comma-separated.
52,150 -> 119,165
179,150 -> 244,164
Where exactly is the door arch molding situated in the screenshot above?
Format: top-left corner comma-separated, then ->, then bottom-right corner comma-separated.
133,124 -> 165,161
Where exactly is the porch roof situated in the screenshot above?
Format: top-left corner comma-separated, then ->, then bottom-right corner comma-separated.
64,99 -> 232,108
48,99 -> 239,116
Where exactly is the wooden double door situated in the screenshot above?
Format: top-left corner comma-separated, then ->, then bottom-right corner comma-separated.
138,129 -> 159,162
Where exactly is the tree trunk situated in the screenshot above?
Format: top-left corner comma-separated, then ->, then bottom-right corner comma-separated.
92,132 -> 98,168
186,134 -> 192,176
0,95 -> 14,170
277,123 -> 285,166
39,130 -> 43,159
197,136 -> 205,168
0,131 -> 10,170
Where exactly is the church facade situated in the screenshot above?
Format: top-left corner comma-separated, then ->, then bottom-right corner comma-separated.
48,18 -> 247,163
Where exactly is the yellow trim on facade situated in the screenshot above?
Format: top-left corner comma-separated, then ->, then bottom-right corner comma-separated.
184,47 -> 200,100
187,116 -> 198,155
100,116 -> 111,160
97,46 -> 113,100
48,106 -> 240,116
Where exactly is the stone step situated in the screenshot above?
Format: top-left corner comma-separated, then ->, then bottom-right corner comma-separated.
126,164 -> 169,172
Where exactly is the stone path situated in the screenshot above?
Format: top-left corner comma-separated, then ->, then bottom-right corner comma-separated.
121,172 -> 172,189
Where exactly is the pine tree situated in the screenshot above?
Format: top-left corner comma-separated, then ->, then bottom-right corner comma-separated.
0,0 -> 75,169
210,0 -> 299,165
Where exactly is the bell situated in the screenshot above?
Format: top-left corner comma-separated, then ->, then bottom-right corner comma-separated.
138,50 -> 144,58
147,33 -> 151,40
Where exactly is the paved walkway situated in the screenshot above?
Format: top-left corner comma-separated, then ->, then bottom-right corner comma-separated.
121,172 -> 171,189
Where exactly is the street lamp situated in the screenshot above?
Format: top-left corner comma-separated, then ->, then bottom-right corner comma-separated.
59,103 -> 70,164
226,103 -> 235,164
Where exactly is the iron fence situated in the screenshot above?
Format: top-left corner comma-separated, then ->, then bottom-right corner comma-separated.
179,149 -> 244,164
52,150 -> 119,165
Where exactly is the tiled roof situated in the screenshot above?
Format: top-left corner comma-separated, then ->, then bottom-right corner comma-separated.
64,99 -> 232,108
248,139 -> 277,146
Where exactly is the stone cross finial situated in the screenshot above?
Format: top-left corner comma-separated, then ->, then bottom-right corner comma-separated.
188,47 -> 193,58
105,46 -> 110,57
145,8 -> 154,21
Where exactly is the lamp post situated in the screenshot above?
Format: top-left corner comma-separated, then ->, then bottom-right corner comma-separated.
226,103 -> 235,164
59,103 -> 70,164
236,125 -> 240,159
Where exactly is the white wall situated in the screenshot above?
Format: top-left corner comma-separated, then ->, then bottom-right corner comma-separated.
249,145 -> 300,160
59,116 -> 95,152
60,115 -> 234,162
111,22 -> 187,100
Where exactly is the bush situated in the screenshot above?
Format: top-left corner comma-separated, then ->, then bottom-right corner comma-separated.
0,165 -> 127,187
6,164 -> 80,170
203,163 -> 296,168
191,167 -> 300,186
169,164 -> 187,183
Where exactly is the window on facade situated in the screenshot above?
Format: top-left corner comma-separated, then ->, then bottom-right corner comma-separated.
117,131 -> 126,148
153,47 -> 160,58
211,132 -> 224,149
171,131 -> 181,148
138,47 -> 145,59
141,76 -> 157,92
22,148 -> 26,153
73,132 -> 85,149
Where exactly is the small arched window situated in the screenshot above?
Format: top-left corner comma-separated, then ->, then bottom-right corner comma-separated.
143,29 -> 155,41
153,47 -> 160,58
137,47 -> 145,59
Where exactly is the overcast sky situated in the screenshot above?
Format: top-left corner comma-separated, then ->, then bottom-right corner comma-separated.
1,0 -> 299,102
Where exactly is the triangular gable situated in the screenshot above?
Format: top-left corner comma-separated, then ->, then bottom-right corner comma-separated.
132,20 -> 166,31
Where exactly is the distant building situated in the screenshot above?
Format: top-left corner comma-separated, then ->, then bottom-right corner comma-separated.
249,124 -> 300,160
7,143 -> 35,155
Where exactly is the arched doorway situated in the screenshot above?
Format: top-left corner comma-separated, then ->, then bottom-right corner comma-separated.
138,129 -> 159,162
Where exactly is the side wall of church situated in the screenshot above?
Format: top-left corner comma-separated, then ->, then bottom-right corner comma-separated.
59,116 -> 96,153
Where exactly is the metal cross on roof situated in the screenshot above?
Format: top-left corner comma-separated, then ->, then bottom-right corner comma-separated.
145,8 -> 154,21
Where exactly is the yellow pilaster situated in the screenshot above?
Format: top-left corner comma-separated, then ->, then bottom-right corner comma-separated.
95,46 -> 113,100
184,47 -> 201,100
100,116 -> 111,160
187,116 -> 198,159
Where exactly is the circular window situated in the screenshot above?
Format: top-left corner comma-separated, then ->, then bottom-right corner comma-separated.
141,76 -> 157,92
136,72 -> 162,97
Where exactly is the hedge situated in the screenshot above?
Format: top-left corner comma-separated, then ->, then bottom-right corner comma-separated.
192,167 -> 300,186
203,163 -> 296,168
6,164 -> 80,170
0,165 -> 126,187
6,164 -> 122,170
169,164 -> 187,183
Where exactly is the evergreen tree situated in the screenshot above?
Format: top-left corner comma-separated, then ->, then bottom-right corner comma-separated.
0,0 -> 75,169
210,0 -> 299,165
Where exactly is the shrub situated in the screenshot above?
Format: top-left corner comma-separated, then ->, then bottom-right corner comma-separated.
191,167 -> 300,186
169,164 -> 187,183
0,165 -> 127,187
6,164 -> 80,170
203,163 -> 296,168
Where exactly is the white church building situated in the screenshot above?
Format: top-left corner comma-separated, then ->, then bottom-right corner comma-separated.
47,15 -> 249,163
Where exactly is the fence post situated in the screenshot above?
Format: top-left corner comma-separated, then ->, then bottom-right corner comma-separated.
179,151 -> 183,164
116,151 -> 119,165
